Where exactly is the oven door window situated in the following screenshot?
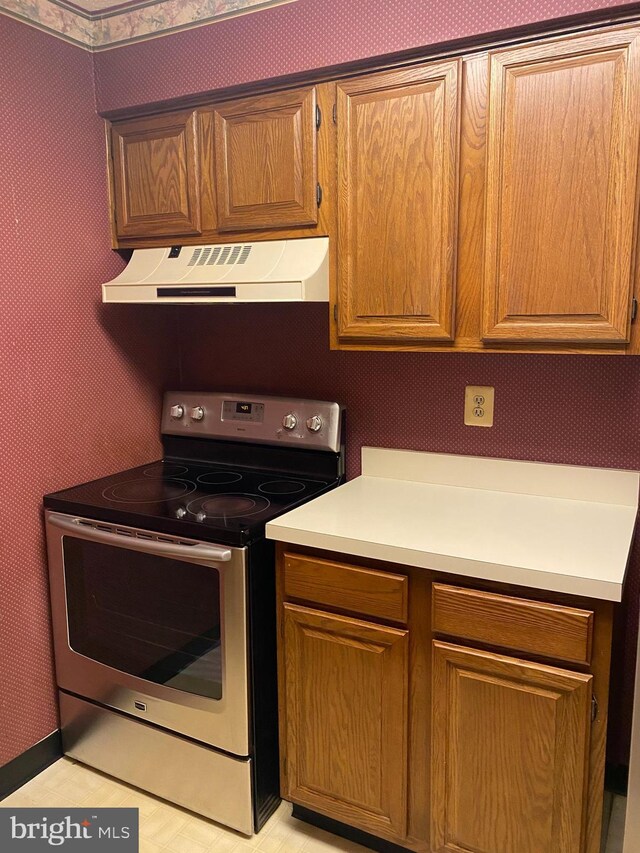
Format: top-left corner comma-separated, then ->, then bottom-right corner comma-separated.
63,538 -> 223,700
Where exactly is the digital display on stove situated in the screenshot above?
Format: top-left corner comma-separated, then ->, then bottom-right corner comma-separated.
222,400 -> 265,423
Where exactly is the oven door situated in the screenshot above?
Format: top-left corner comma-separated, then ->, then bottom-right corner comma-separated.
45,511 -> 249,756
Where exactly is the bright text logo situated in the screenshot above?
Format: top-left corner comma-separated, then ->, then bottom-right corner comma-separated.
0,809 -> 138,851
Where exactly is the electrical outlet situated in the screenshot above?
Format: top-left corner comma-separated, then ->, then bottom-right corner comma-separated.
464,386 -> 495,427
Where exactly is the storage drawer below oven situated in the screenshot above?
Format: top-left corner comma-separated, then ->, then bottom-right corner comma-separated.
59,691 -> 254,835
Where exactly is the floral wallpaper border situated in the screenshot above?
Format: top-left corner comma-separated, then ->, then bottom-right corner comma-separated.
0,0 -> 297,49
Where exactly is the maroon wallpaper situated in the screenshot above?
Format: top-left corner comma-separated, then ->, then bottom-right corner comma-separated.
93,0 -> 640,112
0,16 -> 176,767
4,0 -> 640,775
177,304 -> 640,764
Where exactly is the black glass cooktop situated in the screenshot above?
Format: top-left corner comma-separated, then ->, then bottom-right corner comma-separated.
44,459 -> 336,546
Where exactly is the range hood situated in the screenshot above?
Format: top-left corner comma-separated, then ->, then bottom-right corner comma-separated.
102,237 -> 329,304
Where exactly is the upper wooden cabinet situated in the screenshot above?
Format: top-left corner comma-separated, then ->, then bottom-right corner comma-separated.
211,87 -> 319,231
336,61 -> 461,342
110,111 -> 202,240
104,21 -> 640,353
482,27 -> 640,343
108,85 -> 329,246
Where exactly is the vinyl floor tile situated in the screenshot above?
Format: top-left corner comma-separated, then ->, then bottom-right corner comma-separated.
0,760 -> 371,852
605,794 -> 627,853
164,831 -> 212,853
5,761 -> 630,853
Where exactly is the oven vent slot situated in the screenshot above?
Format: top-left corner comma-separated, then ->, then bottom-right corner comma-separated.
73,519 -> 198,548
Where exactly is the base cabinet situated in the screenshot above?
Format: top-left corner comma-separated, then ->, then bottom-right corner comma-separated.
282,603 -> 409,840
277,548 -> 613,853
431,642 -> 593,853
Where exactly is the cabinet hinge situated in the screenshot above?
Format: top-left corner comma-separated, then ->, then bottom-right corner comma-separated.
316,183 -> 323,207
592,694 -> 599,723
632,297 -> 638,322
315,104 -> 322,130
333,304 -> 338,322
333,103 -> 337,124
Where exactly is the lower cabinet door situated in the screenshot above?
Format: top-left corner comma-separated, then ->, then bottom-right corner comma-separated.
283,603 -> 409,840
431,641 -> 593,853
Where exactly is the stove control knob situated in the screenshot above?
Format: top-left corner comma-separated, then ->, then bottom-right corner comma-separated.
175,507 -> 187,519
196,511 -> 207,523
190,406 -> 205,422
282,413 -> 297,431
306,415 -> 323,433
170,405 -> 184,420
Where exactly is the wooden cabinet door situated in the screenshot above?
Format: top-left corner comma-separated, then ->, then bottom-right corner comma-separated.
431,641 -> 593,853
111,111 -> 202,239
337,61 -> 461,342
282,603 -> 408,840
213,88 -> 318,231
483,27 -> 640,343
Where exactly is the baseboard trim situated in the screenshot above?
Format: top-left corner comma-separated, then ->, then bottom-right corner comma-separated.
291,804 -> 413,853
0,731 -> 63,801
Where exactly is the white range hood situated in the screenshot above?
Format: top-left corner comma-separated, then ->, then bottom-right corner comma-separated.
102,237 -> 329,304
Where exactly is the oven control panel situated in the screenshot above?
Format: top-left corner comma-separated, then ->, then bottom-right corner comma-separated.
161,392 -> 343,453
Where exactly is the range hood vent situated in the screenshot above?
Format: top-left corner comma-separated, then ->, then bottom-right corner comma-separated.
102,237 -> 328,304
187,245 -> 253,267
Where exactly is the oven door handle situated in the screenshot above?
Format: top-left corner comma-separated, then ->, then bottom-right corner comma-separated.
47,513 -> 233,563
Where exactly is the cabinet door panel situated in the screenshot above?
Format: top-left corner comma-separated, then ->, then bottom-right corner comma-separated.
111,111 -> 202,239
283,603 -> 408,840
213,88 -> 318,231
337,61 -> 461,342
483,28 -> 640,342
431,641 -> 592,853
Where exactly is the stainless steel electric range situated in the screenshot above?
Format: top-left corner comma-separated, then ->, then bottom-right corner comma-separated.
43,392 -> 344,835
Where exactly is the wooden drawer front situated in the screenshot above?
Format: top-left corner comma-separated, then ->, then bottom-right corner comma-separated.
432,584 -> 593,665
284,553 -> 408,624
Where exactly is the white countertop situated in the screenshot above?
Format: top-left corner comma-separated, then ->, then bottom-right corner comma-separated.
266,448 -> 639,601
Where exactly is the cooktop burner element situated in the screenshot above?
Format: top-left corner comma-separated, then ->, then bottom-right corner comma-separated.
45,392 -> 344,546
197,471 -> 243,486
188,494 -> 271,519
143,463 -> 188,478
102,478 -> 196,504
258,480 -> 306,495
